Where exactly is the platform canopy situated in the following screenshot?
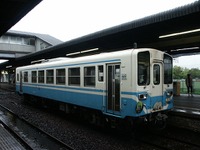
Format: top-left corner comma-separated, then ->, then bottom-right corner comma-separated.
0,0 -> 42,36
0,0 -> 200,70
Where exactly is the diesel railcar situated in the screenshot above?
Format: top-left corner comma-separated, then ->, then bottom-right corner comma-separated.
16,48 -> 173,127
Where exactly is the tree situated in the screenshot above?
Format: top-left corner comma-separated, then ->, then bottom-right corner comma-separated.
173,66 -> 200,79
189,68 -> 200,79
173,66 -> 185,79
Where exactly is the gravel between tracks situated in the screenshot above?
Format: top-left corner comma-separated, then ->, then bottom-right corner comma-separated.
0,87 -> 144,150
1,84 -> 200,150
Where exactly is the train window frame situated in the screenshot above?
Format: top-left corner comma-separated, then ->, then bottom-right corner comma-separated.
46,69 -> 54,84
31,71 -> 37,83
68,67 -> 80,86
98,65 -> 104,82
38,70 -> 44,83
56,68 -> 66,85
23,71 -> 28,82
84,66 -> 96,87
137,51 -> 150,86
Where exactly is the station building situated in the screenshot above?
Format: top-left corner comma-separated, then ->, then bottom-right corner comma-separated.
0,30 -> 62,82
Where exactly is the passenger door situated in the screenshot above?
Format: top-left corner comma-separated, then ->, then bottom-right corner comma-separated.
151,63 -> 163,110
20,71 -> 23,93
106,64 -> 121,115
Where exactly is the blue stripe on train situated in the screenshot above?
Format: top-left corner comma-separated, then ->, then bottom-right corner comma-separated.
17,85 -> 104,111
16,84 -> 173,118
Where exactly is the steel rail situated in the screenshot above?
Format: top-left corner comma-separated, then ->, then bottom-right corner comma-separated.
0,104 -> 74,150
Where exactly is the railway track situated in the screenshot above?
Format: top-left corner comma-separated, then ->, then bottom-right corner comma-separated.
1,85 -> 200,150
135,106 -> 200,149
168,110 -> 200,133
135,123 -> 200,150
0,104 -> 74,150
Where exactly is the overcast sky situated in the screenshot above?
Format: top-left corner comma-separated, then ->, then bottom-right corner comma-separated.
5,0 -> 200,68
11,0 -> 197,41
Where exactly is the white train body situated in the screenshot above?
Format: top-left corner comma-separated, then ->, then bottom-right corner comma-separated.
16,48 -> 173,119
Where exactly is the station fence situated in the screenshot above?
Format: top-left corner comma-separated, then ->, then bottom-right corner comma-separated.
175,80 -> 200,95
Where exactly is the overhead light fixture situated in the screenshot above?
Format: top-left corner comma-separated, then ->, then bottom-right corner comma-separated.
66,48 -> 99,56
171,47 -> 199,52
31,59 -> 46,64
6,65 -> 12,68
81,48 -> 99,54
66,52 -> 81,56
159,28 -> 200,39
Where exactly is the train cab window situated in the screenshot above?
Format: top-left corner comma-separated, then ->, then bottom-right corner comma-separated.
31,71 -> 37,83
138,51 -> 150,86
56,69 -> 66,85
98,65 -> 104,82
84,66 -> 95,87
68,67 -> 80,86
153,64 -> 160,85
38,70 -> 44,83
23,71 -> 28,82
164,54 -> 173,84
46,69 -> 54,84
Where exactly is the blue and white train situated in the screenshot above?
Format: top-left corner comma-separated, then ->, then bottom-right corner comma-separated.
16,48 -> 173,128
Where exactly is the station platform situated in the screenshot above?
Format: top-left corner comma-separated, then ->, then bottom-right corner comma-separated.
173,94 -> 200,115
0,123 -> 26,150
0,83 -> 15,91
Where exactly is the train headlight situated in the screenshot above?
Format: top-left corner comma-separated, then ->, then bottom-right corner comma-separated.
136,101 -> 144,113
166,91 -> 173,103
138,94 -> 147,100
166,91 -> 173,97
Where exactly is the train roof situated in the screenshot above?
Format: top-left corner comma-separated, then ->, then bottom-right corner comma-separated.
16,48 -> 163,70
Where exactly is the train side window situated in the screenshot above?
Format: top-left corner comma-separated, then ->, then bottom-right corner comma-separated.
98,65 -> 104,82
84,66 -> 95,87
46,69 -> 54,84
24,71 -> 28,82
31,71 -> 37,83
153,64 -> 160,85
38,70 -> 44,83
68,67 -> 80,86
56,69 -> 66,85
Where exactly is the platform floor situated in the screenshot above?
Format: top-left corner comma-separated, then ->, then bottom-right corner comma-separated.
0,123 -> 26,150
173,94 -> 200,115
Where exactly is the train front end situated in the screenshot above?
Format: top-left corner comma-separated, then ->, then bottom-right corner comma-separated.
134,49 -> 173,126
